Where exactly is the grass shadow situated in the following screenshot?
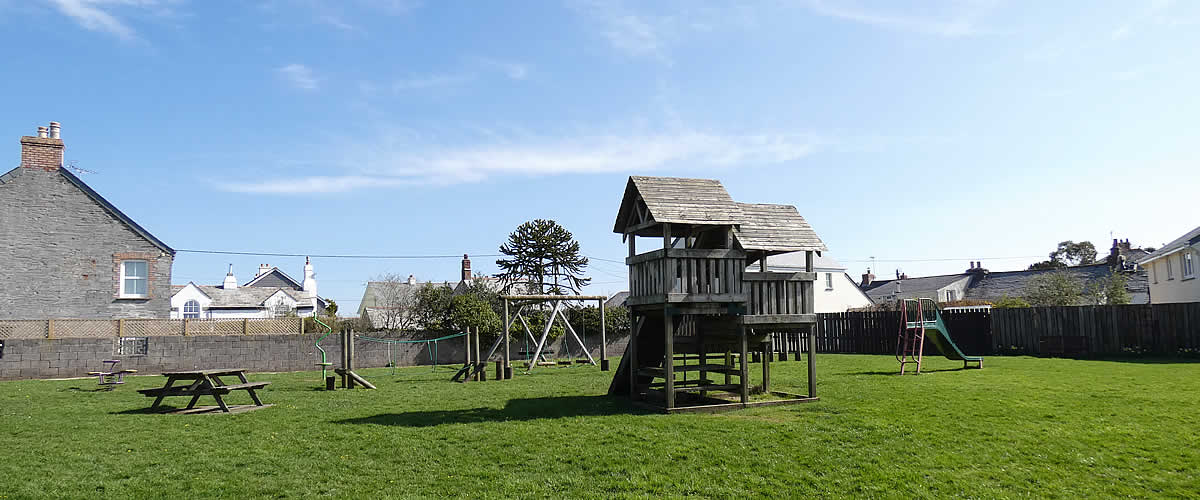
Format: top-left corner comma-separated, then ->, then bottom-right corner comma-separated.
112,406 -> 183,415
1086,357 -> 1200,365
333,395 -> 648,427
851,367 -> 974,376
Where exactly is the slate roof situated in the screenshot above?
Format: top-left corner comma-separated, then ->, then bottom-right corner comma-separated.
605,291 -> 630,308
1,166 -> 174,254
244,268 -> 302,289
965,264 -> 1150,305
1138,225 -> 1200,264
862,274 -> 972,303
734,203 -> 827,253
613,176 -> 743,233
754,251 -> 846,271
171,284 -> 308,309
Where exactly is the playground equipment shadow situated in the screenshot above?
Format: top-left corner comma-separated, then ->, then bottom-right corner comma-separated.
333,395 -> 652,427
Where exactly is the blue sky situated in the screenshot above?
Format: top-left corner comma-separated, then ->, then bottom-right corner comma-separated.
2,0 -> 1198,312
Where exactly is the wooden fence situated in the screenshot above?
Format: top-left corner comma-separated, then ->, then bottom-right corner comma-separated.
809,302 -> 1199,357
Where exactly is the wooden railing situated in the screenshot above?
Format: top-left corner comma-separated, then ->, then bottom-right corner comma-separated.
743,271 -> 816,326
626,248 -> 746,305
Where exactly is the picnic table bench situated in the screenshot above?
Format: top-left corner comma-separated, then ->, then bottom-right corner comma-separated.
137,369 -> 269,413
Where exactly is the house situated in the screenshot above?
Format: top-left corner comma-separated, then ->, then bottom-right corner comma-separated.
450,254 -> 505,296
358,275 -> 454,329
757,252 -> 873,312
1138,225 -> 1200,304
0,122 -> 174,319
169,258 -> 325,319
861,255 -> 1150,306
604,291 -> 630,308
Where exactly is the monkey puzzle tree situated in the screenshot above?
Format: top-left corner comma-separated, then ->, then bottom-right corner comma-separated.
496,219 -> 591,295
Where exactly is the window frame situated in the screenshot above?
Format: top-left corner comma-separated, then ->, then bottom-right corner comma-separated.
1167,255 -> 1175,280
119,260 -> 149,298
117,337 -> 148,356
183,299 -> 201,319
825,272 -> 834,290
1184,251 -> 1195,279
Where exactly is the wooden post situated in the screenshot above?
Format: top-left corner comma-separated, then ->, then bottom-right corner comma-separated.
47,319 -> 55,339
724,350 -> 732,385
117,319 -> 124,338
183,318 -> 190,336
348,329 -> 356,388
629,314 -> 639,399
465,328 -> 472,367
599,298 -> 608,371
242,318 -> 249,335
299,318 -> 305,335
474,327 -> 482,381
503,298 -> 511,378
805,250 -> 816,395
808,324 -> 817,398
761,339 -> 770,393
664,312 -> 675,410
739,320 -> 749,404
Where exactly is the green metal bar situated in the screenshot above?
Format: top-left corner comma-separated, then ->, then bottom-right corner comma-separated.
313,316 -> 333,380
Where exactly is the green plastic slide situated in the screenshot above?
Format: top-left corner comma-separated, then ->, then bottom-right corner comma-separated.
924,309 -> 984,367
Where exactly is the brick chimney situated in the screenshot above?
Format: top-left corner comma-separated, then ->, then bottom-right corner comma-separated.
20,122 -> 64,172
860,268 -> 874,287
461,253 -> 472,281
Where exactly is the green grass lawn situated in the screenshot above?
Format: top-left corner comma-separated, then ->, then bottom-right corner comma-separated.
1,355 -> 1198,499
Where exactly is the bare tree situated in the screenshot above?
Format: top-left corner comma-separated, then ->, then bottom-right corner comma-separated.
370,273 -> 418,331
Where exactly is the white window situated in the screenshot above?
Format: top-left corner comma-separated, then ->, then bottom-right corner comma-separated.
1167,256 -> 1175,280
946,290 -> 957,302
118,337 -> 148,356
120,260 -> 148,298
825,273 -> 834,290
1184,251 -> 1195,279
183,300 -> 201,319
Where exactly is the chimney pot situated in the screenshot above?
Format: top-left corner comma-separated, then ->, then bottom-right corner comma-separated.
20,122 -> 65,171
461,253 -> 472,282
407,274 -> 417,285
48,122 -> 60,139
37,127 -> 48,138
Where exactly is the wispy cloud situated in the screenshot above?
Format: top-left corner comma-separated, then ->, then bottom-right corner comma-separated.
569,1 -> 752,62
391,73 -> 473,91
257,0 -> 421,33
47,0 -> 171,41
277,63 -> 318,90
222,130 -> 820,193
478,58 -> 530,80
801,0 -> 995,37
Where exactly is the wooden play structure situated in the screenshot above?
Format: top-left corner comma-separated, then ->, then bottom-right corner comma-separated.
608,176 -> 827,412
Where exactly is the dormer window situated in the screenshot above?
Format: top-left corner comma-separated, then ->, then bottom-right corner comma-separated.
120,260 -> 149,298
183,300 -> 201,319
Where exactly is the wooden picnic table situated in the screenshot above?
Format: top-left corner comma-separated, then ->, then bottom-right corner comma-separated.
137,369 -> 269,413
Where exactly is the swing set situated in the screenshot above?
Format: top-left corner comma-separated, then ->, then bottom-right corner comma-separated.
459,294 -> 609,382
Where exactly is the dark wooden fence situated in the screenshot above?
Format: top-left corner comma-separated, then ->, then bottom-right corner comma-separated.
808,302 -> 1199,357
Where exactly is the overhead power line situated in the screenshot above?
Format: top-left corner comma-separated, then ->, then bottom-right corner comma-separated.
177,249 -> 504,259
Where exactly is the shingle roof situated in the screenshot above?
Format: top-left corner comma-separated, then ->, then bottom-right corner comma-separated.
1138,225 -> 1200,264
734,203 -> 827,253
613,176 -> 743,233
605,291 -> 630,308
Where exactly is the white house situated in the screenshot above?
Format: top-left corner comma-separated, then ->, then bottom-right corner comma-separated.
1138,225 -> 1200,304
756,251 -> 874,313
170,258 -> 324,319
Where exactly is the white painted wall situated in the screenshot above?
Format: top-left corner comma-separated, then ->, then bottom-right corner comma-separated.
169,284 -> 212,319
1144,247 -> 1200,304
814,271 -> 875,313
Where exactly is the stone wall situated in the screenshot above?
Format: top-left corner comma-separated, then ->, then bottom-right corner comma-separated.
0,333 -> 629,380
0,167 -> 173,319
